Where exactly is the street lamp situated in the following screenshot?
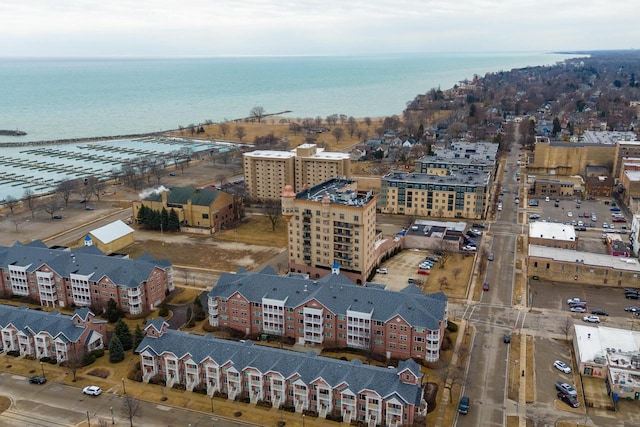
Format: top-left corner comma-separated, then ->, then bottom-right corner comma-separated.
210,396 -> 214,413
121,377 -> 127,394
302,414 -> 305,427
40,361 -> 45,378
110,406 -> 114,425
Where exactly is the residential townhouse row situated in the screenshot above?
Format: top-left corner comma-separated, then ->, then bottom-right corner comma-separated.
207,267 -> 448,363
0,305 -> 105,362
0,241 -> 174,314
137,319 -> 427,426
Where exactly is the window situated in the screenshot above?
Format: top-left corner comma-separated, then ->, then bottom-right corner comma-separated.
202,213 -> 209,219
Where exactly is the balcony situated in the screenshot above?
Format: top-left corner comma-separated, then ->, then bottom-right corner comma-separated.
129,288 -> 142,297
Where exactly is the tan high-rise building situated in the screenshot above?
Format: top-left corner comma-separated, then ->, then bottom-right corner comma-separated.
244,144 -> 350,201
282,178 -> 377,285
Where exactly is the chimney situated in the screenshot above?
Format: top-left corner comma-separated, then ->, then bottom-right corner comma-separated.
161,190 -> 168,207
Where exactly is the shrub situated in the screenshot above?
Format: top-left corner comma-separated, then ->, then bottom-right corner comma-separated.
193,384 -> 207,394
172,383 -> 186,391
158,303 -> 170,317
447,321 -> 458,332
7,350 -> 20,357
91,349 -> 105,358
81,353 -> 97,367
149,373 -> 165,386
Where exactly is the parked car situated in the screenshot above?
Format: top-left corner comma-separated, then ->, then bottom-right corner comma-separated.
471,223 -> 485,229
611,207 -> 621,211
52,214 -> 63,220
434,250 -> 445,256
570,306 -> 586,313
83,386 -> 102,396
624,306 -> 640,312
554,360 -> 572,374
376,268 -> 388,274
462,246 -> 477,252
583,315 -> 600,323
567,297 -> 583,305
458,396 -> 470,414
28,376 -> 46,384
417,269 -> 430,275
557,392 -> 580,408
488,253 -> 494,261
567,211 -> 573,217
591,309 -> 609,316
626,293 -> 639,300
482,282 -> 490,291
85,206 -> 95,211
529,214 -> 540,220
555,381 -> 578,396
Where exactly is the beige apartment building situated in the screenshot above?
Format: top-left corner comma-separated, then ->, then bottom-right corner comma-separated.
378,171 -> 490,219
281,178 -> 377,284
243,144 -> 350,201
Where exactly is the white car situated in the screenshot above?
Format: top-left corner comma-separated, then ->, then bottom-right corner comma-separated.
462,246 -> 477,252
567,211 -> 573,217
570,306 -> 586,313
567,297 -> 582,305
583,315 -> 600,323
376,268 -> 388,274
554,360 -> 572,374
83,385 -> 102,396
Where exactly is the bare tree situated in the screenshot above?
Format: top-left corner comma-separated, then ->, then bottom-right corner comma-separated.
86,176 -> 104,201
41,196 -> 62,219
438,276 -> 449,291
23,188 -> 37,218
216,174 -> 227,188
4,195 -> 19,214
12,218 -> 24,233
346,116 -> 358,137
452,267 -> 462,280
331,127 -> 345,143
363,117 -> 372,127
121,394 -> 142,427
65,350 -> 85,382
559,316 -> 573,340
234,126 -> 246,142
250,106 -> 265,123
56,179 -> 77,207
263,200 -> 282,231
219,122 -> 230,137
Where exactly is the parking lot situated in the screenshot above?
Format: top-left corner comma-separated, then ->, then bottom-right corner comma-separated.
524,196 -> 630,253
530,280 -> 640,319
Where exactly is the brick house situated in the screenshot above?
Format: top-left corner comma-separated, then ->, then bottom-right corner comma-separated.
0,305 -> 105,362
136,318 -> 428,425
0,240 -> 174,315
208,267 -> 448,362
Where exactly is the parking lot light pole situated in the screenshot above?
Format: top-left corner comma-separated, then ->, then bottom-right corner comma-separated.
110,406 -> 114,425
122,377 -> 126,394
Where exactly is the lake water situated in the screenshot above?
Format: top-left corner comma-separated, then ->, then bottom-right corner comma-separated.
0,52 -> 581,200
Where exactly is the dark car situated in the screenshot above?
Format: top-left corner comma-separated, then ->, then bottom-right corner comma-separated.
591,309 -> 609,316
503,333 -> 511,343
434,250 -> 445,256
482,282 -> 490,291
472,223 -> 485,229
52,214 -> 63,220
458,396 -> 469,414
626,293 -> 639,300
28,376 -> 46,384
557,392 -> 579,408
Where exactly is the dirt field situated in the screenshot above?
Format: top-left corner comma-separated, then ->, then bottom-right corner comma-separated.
373,248 -> 473,297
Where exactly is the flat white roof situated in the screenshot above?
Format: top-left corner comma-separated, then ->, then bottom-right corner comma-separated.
90,220 -> 134,244
529,222 -> 576,241
624,170 -> 640,182
574,324 -> 640,364
244,150 -> 296,159
529,244 -> 640,272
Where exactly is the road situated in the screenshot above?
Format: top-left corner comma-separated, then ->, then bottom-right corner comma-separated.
455,144 -> 524,427
0,372 -> 253,427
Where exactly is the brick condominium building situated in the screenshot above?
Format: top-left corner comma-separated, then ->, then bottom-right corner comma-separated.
0,240 -> 174,315
137,318 -> 428,425
208,267 -> 448,362
243,143 -> 351,201
281,177 -> 378,284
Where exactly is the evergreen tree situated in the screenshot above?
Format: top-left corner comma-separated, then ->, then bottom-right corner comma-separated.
168,209 -> 180,231
105,298 -> 124,323
142,206 -> 153,228
151,209 -> 162,230
161,207 -> 169,232
552,117 -> 562,136
115,320 -> 134,351
186,305 -> 193,326
109,334 -> 125,363
193,295 -> 206,321
136,205 -> 147,225
132,324 -> 145,353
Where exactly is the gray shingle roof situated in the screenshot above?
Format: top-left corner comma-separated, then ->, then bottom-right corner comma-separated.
0,240 -> 171,289
0,305 -> 87,343
137,327 -> 424,406
209,270 -> 447,330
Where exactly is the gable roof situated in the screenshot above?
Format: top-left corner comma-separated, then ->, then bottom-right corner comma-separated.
0,241 -> 171,289
89,220 -> 134,244
144,187 -> 222,207
0,305 -> 87,343
137,327 -> 424,406
209,270 -> 447,330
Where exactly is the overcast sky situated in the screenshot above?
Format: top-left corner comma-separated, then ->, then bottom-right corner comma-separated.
0,0 -> 636,57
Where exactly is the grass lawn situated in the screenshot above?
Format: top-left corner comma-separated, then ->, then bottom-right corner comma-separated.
216,215 -> 288,247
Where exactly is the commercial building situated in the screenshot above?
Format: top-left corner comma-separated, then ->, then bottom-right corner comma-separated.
208,267 -> 448,362
414,141 -> 498,176
379,171 -> 490,219
528,222 -> 577,250
132,186 -> 238,233
281,178 -> 378,284
243,144 -> 351,201
573,324 -> 640,404
530,178 -> 578,198
137,318 -> 428,425
0,240 -> 174,315
527,245 -> 639,286
0,306 -> 105,361
402,219 -> 467,252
